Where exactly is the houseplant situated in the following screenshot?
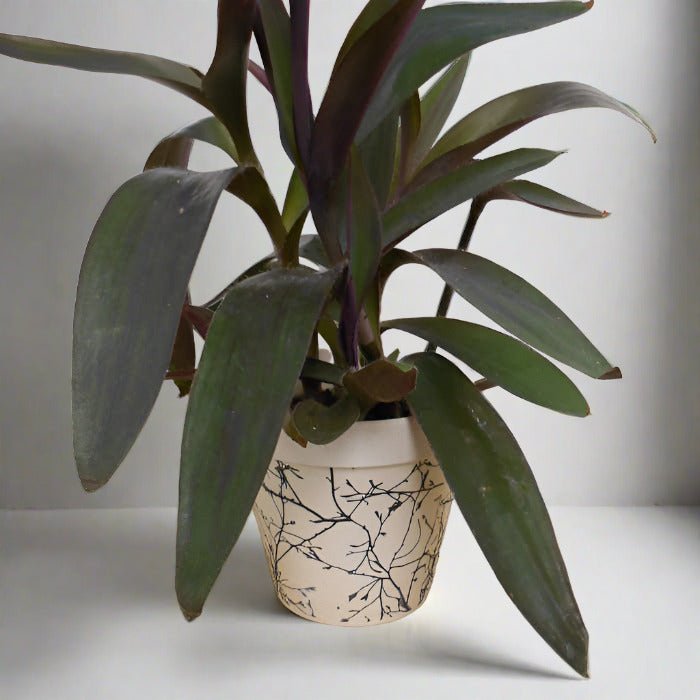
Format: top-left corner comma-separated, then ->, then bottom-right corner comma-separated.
0,0 -> 655,677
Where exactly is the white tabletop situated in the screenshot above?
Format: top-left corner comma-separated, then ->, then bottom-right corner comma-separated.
2,506 -> 698,699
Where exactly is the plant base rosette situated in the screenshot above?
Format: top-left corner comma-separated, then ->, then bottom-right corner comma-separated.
253,417 -> 452,626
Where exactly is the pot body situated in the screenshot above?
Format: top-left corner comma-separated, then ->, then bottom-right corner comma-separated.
253,417 -> 452,626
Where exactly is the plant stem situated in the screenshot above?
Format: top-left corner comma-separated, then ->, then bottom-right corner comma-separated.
425,196 -> 486,353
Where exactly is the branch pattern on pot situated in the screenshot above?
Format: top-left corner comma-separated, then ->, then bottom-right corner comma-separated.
253,459 -> 453,625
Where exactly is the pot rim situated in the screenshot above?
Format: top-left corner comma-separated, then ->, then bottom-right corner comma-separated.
272,415 -> 433,469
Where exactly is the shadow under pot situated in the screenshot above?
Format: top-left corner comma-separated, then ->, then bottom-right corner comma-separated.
253,416 -> 453,626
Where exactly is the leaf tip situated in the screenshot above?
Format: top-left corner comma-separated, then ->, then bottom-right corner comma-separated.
584,0 -> 595,10
598,366 -> 622,380
601,210 -> 610,218
80,476 -> 104,493
180,605 -> 202,622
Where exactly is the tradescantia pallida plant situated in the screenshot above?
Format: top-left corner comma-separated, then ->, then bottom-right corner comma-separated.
0,0 -> 655,677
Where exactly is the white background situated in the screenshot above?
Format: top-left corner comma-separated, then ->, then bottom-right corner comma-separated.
0,0 -> 698,508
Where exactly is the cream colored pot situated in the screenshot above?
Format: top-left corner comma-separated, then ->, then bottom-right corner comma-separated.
253,417 -> 452,626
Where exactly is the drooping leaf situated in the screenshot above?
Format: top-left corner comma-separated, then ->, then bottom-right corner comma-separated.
413,248 -> 619,378
382,148 -> 563,248
0,32 -> 205,103
146,116 -> 239,167
425,80 -> 656,166
491,180 -> 608,218
409,54 -> 471,174
255,0 -> 299,162
203,0 -> 259,165
292,392 -> 361,445
348,148 -> 383,306
72,167 -> 240,491
405,352 -> 589,677
343,358 -> 417,405
308,0 -> 424,234
357,1 -> 594,141
384,317 -> 589,415
176,266 -> 339,620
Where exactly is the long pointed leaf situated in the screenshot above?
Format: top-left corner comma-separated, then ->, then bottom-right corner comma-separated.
425,80 -> 656,166
348,148 -> 383,305
289,0 -> 314,167
405,352 -> 588,677
385,317 -> 589,415
409,54 -> 470,174
308,0 -> 423,229
73,167 -> 241,491
0,32 -> 205,103
176,267 -> 339,620
382,148 -> 563,248
414,248 -> 619,378
334,0 -> 400,68
255,0 -> 299,163
203,0 -> 258,165
357,1 -> 594,141
358,107 -> 400,211
492,179 -> 608,218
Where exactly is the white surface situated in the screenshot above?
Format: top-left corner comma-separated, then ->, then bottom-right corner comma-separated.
2,506 -> 698,699
0,1 -> 698,508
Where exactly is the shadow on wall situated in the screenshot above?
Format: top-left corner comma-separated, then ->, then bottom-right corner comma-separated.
657,4 -> 700,504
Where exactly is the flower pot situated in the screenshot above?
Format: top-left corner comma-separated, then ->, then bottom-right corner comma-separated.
252,416 -> 453,626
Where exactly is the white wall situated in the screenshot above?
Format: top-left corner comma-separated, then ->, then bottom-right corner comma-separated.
0,0 -> 697,508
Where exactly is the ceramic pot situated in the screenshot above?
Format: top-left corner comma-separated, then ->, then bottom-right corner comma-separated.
252,417 -> 452,626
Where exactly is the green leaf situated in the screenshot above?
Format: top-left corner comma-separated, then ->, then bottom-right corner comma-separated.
413,248 -> 619,379
203,0 -> 259,166
308,0 -> 423,230
72,167 -> 240,492
334,0 -> 400,67
492,180 -> 608,218
349,148 -> 383,305
0,32 -> 204,103
405,352 -> 588,677
146,117 -> 239,166
300,357 -> 346,386
281,168 -> 309,230
292,393 -> 361,445
357,1 -> 594,141
425,80 -> 656,166
382,148 -> 563,248
343,358 -> 417,405
176,266 -> 339,620
410,54 -> 470,174
256,0 -> 299,163
397,92 -> 422,189
384,317 -> 589,416
358,107 -> 400,211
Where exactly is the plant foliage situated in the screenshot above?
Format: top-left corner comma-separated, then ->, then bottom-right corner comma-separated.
0,0 -> 655,677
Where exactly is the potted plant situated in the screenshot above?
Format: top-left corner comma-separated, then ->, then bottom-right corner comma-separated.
0,0 -> 654,677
